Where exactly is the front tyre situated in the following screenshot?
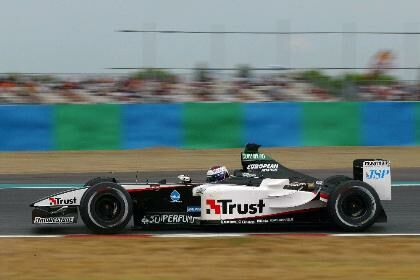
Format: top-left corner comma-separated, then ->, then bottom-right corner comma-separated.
80,182 -> 132,234
327,180 -> 381,232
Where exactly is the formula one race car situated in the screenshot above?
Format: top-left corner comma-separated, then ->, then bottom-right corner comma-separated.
31,144 -> 392,234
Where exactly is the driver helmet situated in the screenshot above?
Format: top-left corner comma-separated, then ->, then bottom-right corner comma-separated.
206,165 -> 229,183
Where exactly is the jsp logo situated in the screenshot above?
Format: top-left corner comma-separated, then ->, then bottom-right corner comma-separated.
366,169 -> 390,179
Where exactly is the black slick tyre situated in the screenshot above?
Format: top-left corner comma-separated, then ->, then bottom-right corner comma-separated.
80,182 -> 132,234
83,177 -> 118,187
323,175 -> 352,187
327,180 -> 381,232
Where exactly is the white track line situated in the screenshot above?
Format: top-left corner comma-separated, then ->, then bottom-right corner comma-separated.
332,233 -> 420,237
392,184 -> 420,187
1,233 -> 420,238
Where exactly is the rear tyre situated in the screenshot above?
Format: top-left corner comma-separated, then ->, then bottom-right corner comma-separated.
323,175 -> 352,187
327,180 -> 381,232
80,182 -> 132,234
83,177 -> 118,187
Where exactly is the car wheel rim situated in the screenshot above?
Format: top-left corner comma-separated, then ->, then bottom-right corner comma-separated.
341,194 -> 367,218
94,194 -> 122,222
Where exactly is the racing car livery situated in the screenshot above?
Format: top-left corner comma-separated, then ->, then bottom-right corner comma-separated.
31,144 -> 392,233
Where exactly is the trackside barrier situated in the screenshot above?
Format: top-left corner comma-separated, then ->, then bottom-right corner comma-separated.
122,104 -> 182,148
0,102 -> 417,151
0,105 -> 52,151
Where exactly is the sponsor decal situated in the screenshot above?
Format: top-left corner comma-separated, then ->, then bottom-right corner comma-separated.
141,214 -> 195,224
247,163 -> 278,172
221,217 -> 294,225
363,161 -> 390,167
263,217 -> 294,223
366,169 -> 390,180
316,181 -> 324,185
241,172 -> 257,178
49,197 -> 77,206
170,190 -> 181,203
187,206 -> 201,213
222,219 -> 256,225
289,182 -> 308,188
33,217 -> 75,224
242,153 -> 266,160
206,199 -> 266,215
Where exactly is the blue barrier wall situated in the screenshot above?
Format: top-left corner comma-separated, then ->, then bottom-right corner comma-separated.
362,102 -> 415,146
0,102 -> 418,151
244,103 -> 301,147
122,104 -> 182,149
0,105 -> 52,151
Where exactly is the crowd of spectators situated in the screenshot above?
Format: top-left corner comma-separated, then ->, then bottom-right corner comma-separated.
0,72 -> 418,104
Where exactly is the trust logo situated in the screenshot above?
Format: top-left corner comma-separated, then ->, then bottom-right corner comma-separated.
206,199 -> 221,214
206,199 -> 265,215
49,197 -> 58,205
48,197 -> 76,206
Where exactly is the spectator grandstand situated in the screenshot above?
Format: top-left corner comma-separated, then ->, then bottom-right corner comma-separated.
0,71 -> 418,104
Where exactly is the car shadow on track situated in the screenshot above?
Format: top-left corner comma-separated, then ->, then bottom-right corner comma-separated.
30,223 -> 390,236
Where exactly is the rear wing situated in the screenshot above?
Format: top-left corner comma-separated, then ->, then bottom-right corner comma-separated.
353,159 -> 391,200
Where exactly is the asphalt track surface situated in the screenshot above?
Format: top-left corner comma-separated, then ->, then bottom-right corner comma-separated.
0,168 -> 419,235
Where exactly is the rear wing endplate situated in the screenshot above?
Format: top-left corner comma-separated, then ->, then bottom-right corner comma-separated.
354,159 -> 391,200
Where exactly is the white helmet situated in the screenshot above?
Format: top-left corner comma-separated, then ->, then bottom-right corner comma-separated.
206,166 -> 229,183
